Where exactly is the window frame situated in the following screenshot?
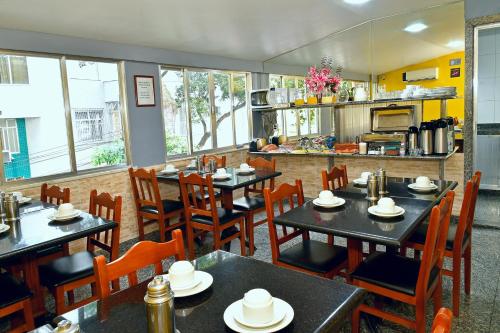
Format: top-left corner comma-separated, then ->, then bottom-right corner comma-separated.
0,55 -> 29,85
160,65 -> 251,160
0,49 -> 131,185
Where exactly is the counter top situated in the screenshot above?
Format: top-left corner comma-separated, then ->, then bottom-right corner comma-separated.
249,147 -> 459,161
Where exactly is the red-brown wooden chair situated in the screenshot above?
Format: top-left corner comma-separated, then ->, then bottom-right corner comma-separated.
263,179 -> 348,279
404,171 -> 481,316
202,154 -> 226,168
39,190 -> 122,314
432,308 -> 453,333
321,165 -> 348,246
0,273 -> 34,333
129,167 -> 184,242
179,172 -> 246,260
351,191 -> 455,333
93,229 -> 185,299
233,157 -> 276,255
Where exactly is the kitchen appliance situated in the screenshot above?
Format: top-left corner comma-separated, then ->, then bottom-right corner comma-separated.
408,126 -> 419,153
360,133 -> 407,156
370,105 -> 416,132
434,119 -> 448,155
419,122 -> 434,155
446,117 -> 455,153
250,89 -> 271,109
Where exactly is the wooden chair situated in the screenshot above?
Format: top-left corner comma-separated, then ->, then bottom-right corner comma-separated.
179,172 -> 246,260
432,308 -> 453,333
39,190 -> 122,314
321,165 -> 347,246
93,229 -> 185,299
129,167 -> 185,242
351,191 -> 455,333
233,157 -> 276,255
263,180 -> 348,279
0,273 -> 34,333
202,154 -> 226,168
403,171 -> 482,316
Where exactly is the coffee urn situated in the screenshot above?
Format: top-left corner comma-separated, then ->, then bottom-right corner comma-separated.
419,122 -> 434,155
408,126 -> 419,152
446,117 -> 455,153
434,119 -> 448,155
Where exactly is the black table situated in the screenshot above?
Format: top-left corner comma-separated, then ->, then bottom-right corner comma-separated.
157,167 -> 282,209
44,251 -> 365,333
273,178 -> 457,274
0,200 -> 117,314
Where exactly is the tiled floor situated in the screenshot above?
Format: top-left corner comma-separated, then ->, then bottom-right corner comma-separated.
475,190 -> 500,228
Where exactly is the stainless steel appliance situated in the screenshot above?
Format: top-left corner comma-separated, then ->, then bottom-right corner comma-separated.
446,117 -> 455,153
408,126 -> 419,152
434,119 -> 448,155
370,105 -> 416,132
144,276 -> 176,333
419,122 -> 434,155
250,89 -> 271,109
360,133 -> 407,156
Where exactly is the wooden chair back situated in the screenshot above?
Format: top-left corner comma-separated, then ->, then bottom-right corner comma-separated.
93,229 -> 185,299
466,171 -> 482,234
450,179 -> 474,254
179,172 -> 219,223
321,165 -> 348,191
417,191 -> 454,297
128,167 -> 162,213
431,308 -> 453,333
263,180 -> 308,264
202,154 -> 226,168
244,157 -> 276,196
87,190 -> 122,261
40,183 -> 70,205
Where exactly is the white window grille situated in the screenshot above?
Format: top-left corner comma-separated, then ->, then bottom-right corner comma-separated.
0,119 -> 20,154
72,108 -> 104,143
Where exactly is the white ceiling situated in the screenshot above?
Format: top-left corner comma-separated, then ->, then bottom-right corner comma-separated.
0,0 -> 462,68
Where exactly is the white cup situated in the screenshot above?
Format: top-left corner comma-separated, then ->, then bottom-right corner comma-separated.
416,176 -> 432,187
318,190 -> 336,205
168,261 -> 195,289
242,289 -> 274,325
165,164 -> 175,171
57,203 -> 75,217
240,163 -> 250,171
216,168 -> 226,175
360,172 -> 372,181
12,191 -> 23,200
377,197 -> 396,213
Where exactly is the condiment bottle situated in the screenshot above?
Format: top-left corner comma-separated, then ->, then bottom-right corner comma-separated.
4,193 -> 19,222
366,174 -> 379,201
53,319 -> 80,333
144,275 -> 176,333
377,169 -> 389,195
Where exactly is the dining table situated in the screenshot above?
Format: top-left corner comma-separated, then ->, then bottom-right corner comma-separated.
157,167 -> 282,209
0,200 -> 117,315
33,251 -> 366,333
273,177 -> 458,275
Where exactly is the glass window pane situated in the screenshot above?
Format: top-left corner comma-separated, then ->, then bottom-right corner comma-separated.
10,56 -> 29,84
276,110 -> 284,135
214,72 -> 233,148
233,73 -> 249,145
0,56 -> 11,84
161,69 -> 189,156
66,60 -> 125,170
299,109 -> 308,135
269,74 -> 282,89
283,77 -> 296,89
310,109 -> 318,134
188,71 -> 212,151
285,110 -> 298,136
0,55 -> 71,181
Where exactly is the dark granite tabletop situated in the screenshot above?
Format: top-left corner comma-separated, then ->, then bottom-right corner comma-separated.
157,167 -> 282,190
48,251 -> 365,333
273,178 -> 457,247
0,201 -> 117,260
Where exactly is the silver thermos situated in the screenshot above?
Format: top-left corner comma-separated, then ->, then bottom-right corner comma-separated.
0,192 -> 6,220
4,193 -> 19,222
419,122 -> 434,155
434,119 -> 448,155
408,126 -> 419,153
377,169 -> 388,195
366,175 -> 379,201
144,275 -> 176,333
446,117 -> 455,153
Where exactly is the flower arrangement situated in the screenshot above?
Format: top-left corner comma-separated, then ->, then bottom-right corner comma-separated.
305,56 -> 343,97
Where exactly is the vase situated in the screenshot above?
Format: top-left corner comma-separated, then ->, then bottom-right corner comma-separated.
316,94 -> 323,104
307,96 -> 318,104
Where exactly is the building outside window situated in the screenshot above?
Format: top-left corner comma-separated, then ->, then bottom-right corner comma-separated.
0,55 -> 29,84
0,119 -> 20,154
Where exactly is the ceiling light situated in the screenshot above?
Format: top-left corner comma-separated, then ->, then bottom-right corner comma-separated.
343,0 -> 372,5
404,22 -> 428,33
446,40 -> 464,48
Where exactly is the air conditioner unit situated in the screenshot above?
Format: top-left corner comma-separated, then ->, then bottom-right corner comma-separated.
2,150 -> 11,163
402,68 -> 439,82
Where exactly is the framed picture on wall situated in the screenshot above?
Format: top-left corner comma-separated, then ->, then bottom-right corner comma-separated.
134,75 -> 156,107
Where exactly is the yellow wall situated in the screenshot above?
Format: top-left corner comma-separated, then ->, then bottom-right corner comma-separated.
378,51 -> 465,121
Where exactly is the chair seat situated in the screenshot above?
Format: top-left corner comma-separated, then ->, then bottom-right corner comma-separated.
232,196 -> 265,211
191,208 -> 244,226
0,273 -> 32,308
350,252 -> 439,296
278,240 -> 347,274
408,223 -> 470,251
39,251 -> 96,287
140,199 -> 184,215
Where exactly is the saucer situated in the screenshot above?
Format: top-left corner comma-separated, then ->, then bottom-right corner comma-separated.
48,210 -> 81,221
162,168 -> 179,174
164,274 -> 202,291
313,197 -> 345,208
163,271 -> 213,298
0,224 -> 10,234
18,197 -> 32,204
368,206 -> 405,218
353,178 -> 368,186
213,174 -> 231,180
408,183 -> 438,193
224,297 -> 294,333
233,298 -> 287,329
236,168 -> 255,174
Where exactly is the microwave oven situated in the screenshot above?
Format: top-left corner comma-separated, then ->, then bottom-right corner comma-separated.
251,89 -> 271,109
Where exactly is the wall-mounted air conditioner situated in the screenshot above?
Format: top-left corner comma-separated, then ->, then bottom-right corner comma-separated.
2,150 -> 12,163
402,68 -> 439,82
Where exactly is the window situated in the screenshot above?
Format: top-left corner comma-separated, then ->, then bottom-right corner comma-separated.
0,55 -> 29,84
0,119 -> 20,154
160,67 -> 250,157
72,109 -> 104,142
284,110 -> 298,137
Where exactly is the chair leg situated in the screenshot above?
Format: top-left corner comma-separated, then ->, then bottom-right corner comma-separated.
159,217 -> 167,243
464,244 -> 472,295
137,216 -> 145,241
239,219 -> 246,256
452,256 -> 461,317
351,307 -> 360,333
327,235 -> 334,246
413,249 -> 421,260
186,225 -> 195,260
246,213 -> 255,256
433,278 -> 443,316
67,290 -> 75,306
415,299 -> 426,333
214,230 -> 221,251
22,299 -> 35,331
369,242 -> 376,254
55,287 -> 66,315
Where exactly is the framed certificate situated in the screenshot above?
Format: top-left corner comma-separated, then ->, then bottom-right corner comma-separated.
134,75 -> 156,107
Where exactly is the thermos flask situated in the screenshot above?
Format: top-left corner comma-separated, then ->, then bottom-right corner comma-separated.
144,276 -> 176,333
